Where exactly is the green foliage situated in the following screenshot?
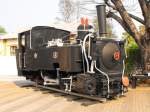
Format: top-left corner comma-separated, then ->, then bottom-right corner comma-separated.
0,25 -> 7,34
122,32 -> 140,75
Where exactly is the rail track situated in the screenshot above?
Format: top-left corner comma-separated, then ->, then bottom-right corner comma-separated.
35,84 -> 107,102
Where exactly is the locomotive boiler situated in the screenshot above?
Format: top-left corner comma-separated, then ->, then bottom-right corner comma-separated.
16,4 -> 126,99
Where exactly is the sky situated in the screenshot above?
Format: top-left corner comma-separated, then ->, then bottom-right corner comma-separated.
0,0 -> 59,33
0,0 -> 121,36
0,0 -> 142,38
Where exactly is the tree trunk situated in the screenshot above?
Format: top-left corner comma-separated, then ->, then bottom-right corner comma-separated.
143,35 -> 150,72
142,48 -> 150,72
142,14 -> 150,72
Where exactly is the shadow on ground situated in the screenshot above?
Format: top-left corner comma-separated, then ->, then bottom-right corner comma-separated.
13,80 -> 102,106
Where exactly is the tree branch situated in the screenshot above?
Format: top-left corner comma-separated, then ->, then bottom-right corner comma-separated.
128,13 -> 145,24
105,1 -> 144,24
144,0 -> 150,31
105,0 -> 144,24
138,0 -> 148,22
145,0 -> 150,9
111,0 -> 143,48
107,12 -> 132,35
105,1 -> 116,10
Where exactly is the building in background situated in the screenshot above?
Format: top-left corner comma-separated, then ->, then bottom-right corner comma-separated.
0,34 -> 17,56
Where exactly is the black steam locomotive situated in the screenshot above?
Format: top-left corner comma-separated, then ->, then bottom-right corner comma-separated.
16,5 -> 126,99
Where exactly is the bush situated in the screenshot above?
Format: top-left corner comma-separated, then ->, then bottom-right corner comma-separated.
122,32 -> 141,75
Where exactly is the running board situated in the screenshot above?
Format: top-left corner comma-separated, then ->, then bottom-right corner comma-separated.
34,84 -> 107,102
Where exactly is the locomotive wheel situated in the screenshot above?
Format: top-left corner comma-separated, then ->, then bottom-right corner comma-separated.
74,74 -> 97,95
59,80 -> 65,90
84,77 -> 96,95
131,77 -> 137,89
35,75 -> 44,85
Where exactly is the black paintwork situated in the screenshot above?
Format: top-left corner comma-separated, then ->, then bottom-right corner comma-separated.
96,5 -> 106,36
23,45 -> 83,72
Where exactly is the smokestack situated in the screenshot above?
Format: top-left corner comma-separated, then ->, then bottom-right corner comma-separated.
96,4 -> 106,37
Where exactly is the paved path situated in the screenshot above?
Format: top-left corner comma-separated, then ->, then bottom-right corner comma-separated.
0,79 -> 150,112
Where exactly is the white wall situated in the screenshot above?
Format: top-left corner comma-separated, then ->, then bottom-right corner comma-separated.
0,56 -> 17,75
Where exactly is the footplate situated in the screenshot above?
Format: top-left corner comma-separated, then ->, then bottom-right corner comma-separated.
34,84 -> 107,102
